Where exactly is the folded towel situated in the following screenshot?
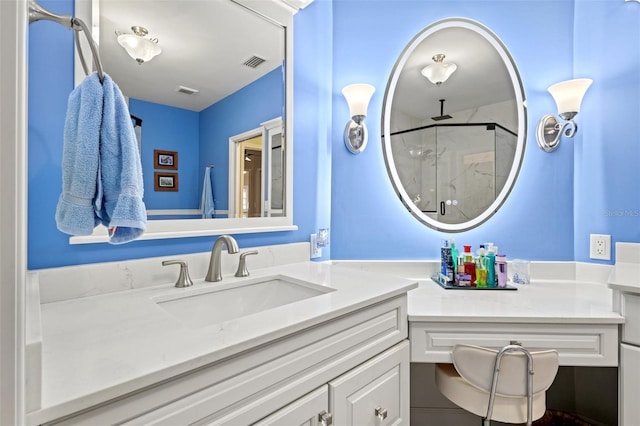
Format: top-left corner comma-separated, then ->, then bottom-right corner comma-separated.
200,166 -> 215,218
55,73 -> 102,236
96,74 -> 146,244
56,72 -> 146,244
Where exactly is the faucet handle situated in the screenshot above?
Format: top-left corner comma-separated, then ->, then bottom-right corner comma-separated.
235,250 -> 258,277
162,259 -> 194,288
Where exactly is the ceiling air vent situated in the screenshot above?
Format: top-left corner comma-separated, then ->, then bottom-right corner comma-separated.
242,55 -> 266,69
177,85 -> 199,95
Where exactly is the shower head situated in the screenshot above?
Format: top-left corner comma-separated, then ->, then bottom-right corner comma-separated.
431,99 -> 452,121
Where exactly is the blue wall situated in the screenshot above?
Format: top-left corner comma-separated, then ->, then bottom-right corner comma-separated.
128,67 -> 283,213
330,0 -> 638,262
27,0 -> 332,269
27,0 -> 640,269
200,67 -> 284,212
573,0 -> 640,261
129,99 -> 200,210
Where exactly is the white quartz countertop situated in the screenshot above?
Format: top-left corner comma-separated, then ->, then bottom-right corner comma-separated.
608,262 -> 640,295
31,262 -> 417,424
408,279 -> 625,324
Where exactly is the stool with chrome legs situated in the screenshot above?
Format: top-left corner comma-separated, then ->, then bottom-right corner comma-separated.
435,344 -> 559,426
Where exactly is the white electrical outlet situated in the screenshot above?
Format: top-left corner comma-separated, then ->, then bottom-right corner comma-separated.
310,234 -> 322,259
590,234 -> 611,260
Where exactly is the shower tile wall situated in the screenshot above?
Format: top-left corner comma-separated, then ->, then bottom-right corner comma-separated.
389,100 -> 517,223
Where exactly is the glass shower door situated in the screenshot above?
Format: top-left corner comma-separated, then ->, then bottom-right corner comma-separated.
436,125 -> 496,224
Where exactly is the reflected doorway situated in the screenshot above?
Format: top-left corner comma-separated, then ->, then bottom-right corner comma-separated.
227,117 -> 283,219
237,137 -> 263,218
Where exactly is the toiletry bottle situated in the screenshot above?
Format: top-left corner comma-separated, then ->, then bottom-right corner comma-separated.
496,254 -> 508,288
486,246 -> 496,288
440,239 -> 448,277
441,240 -> 453,283
455,256 -> 466,286
463,245 -> 476,287
475,247 -> 487,287
450,239 -> 459,276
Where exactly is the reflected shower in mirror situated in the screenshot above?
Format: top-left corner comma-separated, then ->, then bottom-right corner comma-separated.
98,0 -> 286,221
382,18 -> 526,232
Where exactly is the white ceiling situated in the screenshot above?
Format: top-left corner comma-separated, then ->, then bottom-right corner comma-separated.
97,3 -> 515,119
98,0 -> 285,112
391,25 -> 516,122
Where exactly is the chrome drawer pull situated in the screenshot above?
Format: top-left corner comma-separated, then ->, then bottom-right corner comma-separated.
375,406 -> 388,420
318,410 -> 333,426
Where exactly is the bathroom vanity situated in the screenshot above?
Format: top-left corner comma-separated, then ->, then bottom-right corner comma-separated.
334,260 -> 624,425
607,242 -> 640,426
26,248 -> 417,425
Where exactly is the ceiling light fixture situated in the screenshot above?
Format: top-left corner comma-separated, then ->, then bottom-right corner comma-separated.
117,26 -> 162,65
421,54 -> 457,86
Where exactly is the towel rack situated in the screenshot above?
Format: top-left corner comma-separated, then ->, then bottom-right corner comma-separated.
28,0 -> 105,83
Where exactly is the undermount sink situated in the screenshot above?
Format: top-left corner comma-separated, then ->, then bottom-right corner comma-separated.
154,275 -> 334,328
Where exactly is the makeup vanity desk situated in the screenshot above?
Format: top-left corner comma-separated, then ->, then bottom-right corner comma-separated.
334,261 -> 624,367
408,278 -> 623,366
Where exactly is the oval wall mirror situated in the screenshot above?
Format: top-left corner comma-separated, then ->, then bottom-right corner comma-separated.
381,18 -> 526,232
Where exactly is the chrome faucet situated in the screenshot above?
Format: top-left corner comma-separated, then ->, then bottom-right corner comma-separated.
205,235 -> 239,282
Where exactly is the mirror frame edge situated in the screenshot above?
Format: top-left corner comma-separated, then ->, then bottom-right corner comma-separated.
70,0 -> 297,244
381,17 -> 527,233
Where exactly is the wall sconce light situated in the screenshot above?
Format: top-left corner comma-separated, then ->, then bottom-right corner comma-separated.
117,26 -> 162,65
421,54 -> 457,86
342,84 -> 375,154
536,78 -> 592,152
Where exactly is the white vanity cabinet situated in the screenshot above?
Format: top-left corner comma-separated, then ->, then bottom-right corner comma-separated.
619,293 -> 640,425
328,340 -> 409,426
607,243 -> 640,426
255,341 -> 409,426
43,296 -> 410,426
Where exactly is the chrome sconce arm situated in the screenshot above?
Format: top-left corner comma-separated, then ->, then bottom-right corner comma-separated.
342,84 -> 375,154
536,113 -> 578,152
344,114 -> 367,154
536,78 -> 592,153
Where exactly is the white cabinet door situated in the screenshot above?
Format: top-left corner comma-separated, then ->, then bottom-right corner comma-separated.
621,343 -> 640,426
622,293 -> 640,345
253,386 -> 329,426
329,341 -> 410,426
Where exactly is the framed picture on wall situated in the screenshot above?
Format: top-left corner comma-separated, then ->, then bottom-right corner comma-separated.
154,172 -> 179,192
154,149 -> 178,170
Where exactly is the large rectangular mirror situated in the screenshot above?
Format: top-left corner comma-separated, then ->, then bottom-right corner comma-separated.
71,0 -> 296,243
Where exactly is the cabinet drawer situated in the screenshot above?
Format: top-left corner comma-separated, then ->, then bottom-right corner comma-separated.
410,322 -> 618,366
329,340 -> 410,426
252,386 -> 329,426
622,293 -> 640,345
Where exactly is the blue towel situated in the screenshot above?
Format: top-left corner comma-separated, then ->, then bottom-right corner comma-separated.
55,73 -> 102,236
56,73 -> 146,244
200,166 -> 215,218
